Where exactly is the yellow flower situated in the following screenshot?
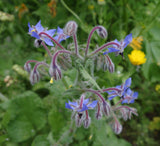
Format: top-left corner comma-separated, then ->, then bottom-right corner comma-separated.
88,5 -> 94,10
50,77 -> 54,84
128,50 -> 146,65
48,0 -> 57,18
155,84 -> 160,93
129,36 -> 143,50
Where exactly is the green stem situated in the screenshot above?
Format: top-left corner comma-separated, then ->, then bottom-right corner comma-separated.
60,0 -> 83,24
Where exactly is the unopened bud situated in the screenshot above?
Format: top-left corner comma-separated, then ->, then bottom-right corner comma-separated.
49,64 -> 62,80
64,21 -> 78,36
24,62 -> 31,73
104,55 -> 115,73
102,101 -> 111,117
96,26 -> 108,39
83,117 -> 91,129
119,108 -> 128,121
75,113 -> 83,127
128,108 -> 138,119
34,39 -> 42,48
111,118 -> 122,134
29,70 -> 40,85
95,111 -> 103,120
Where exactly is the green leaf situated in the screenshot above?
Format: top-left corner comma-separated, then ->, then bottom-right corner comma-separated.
31,135 -> 50,146
3,91 -> 47,142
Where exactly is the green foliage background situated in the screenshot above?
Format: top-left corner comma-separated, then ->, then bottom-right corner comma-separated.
0,0 -> 160,145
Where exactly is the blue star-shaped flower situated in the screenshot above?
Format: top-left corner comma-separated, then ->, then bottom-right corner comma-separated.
65,98 -> 98,112
106,78 -> 132,100
103,33 -> 132,55
28,20 -> 56,46
121,88 -> 138,104
54,26 -> 70,43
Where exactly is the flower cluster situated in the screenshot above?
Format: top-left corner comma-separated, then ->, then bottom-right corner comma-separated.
24,20 -> 138,134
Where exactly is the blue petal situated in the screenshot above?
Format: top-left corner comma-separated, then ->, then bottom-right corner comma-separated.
57,26 -> 63,34
87,100 -> 98,108
121,99 -> 128,104
44,38 -> 54,46
35,20 -> 44,33
83,99 -> 89,105
46,29 -> 56,37
129,99 -> 135,104
133,92 -> 138,98
53,36 -> 59,40
108,94 -> 117,100
103,47 -> 119,55
106,90 -> 116,95
65,102 -> 74,110
68,101 -> 78,107
124,33 -> 132,44
78,104 -> 88,112
31,32 -> 40,39
124,78 -> 132,89
28,22 -> 33,33
126,88 -> 132,95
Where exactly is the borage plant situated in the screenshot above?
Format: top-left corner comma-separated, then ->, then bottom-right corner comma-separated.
24,20 -> 138,134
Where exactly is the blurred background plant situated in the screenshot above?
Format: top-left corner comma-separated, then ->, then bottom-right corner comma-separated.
0,0 -> 160,145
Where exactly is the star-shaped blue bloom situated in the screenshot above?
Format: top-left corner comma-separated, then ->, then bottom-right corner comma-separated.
65,98 -> 98,112
28,20 -> 56,46
121,88 -> 138,104
106,78 -> 132,100
103,33 -> 132,55
54,26 -> 70,43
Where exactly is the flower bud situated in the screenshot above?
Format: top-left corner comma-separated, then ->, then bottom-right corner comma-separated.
29,70 -> 40,85
119,108 -> 128,121
96,26 -> 108,39
34,39 -> 42,48
95,111 -> 102,120
128,108 -> 138,119
102,101 -> 111,117
24,62 -> 31,73
49,64 -> 62,80
111,118 -> 122,134
83,117 -> 91,129
75,113 -> 83,127
63,21 -> 78,36
104,55 -> 115,73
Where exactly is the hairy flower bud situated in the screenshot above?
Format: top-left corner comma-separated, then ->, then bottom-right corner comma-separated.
128,108 -> 138,119
34,39 -> 42,48
111,118 -> 122,134
83,117 -> 91,129
49,64 -> 62,80
104,55 -> 115,73
96,26 -> 108,39
24,62 -> 31,73
75,113 -> 83,127
119,108 -> 128,121
29,70 -> 40,85
64,21 -> 78,36
102,101 -> 111,117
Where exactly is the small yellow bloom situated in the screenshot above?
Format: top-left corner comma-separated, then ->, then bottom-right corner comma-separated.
69,85 -> 72,88
129,36 -> 143,50
155,84 -> 160,93
50,77 -> 54,84
88,5 -> 94,10
128,50 -> 146,65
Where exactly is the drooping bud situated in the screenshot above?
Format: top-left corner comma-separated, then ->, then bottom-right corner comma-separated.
128,108 -> 138,119
119,108 -> 128,121
75,113 -> 83,127
104,55 -> 115,73
96,26 -> 108,39
95,102 -> 103,120
29,70 -> 40,85
49,63 -> 62,80
83,116 -> 91,129
34,39 -> 42,48
24,62 -> 31,73
111,118 -> 122,134
102,101 -> 111,117
63,21 -> 78,36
